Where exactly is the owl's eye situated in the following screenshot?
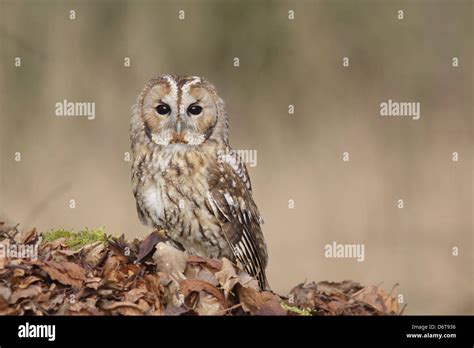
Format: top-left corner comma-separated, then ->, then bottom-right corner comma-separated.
156,104 -> 171,115
187,104 -> 203,116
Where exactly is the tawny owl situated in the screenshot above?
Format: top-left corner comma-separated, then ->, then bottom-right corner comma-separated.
130,74 -> 269,289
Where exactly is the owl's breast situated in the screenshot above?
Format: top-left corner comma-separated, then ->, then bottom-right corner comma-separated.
134,147 -> 228,258
134,147 -> 215,228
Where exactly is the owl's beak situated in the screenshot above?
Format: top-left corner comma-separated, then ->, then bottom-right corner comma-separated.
176,121 -> 182,134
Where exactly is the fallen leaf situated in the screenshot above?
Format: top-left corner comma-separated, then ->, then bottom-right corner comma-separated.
195,292 -> 225,315
0,285 -> 12,302
17,276 -> 42,289
163,306 -> 197,316
236,285 -> 265,312
255,292 -> 286,315
61,261 -> 87,280
317,280 -> 363,296
84,277 -> 102,290
101,300 -> 147,315
83,241 -> 106,268
215,258 -> 239,298
180,279 -> 227,308
15,228 -> 37,244
9,285 -> 42,304
41,262 -> 84,288
136,230 -> 168,263
124,288 -> 148,303
352,285 -> 398,314
187,255 -> 222,271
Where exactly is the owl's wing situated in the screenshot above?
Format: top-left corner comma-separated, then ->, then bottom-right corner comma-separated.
206,157 -> 269,290
218,148 -> 253,192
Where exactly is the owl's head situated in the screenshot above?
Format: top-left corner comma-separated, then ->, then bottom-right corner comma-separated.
131,74 -> 229,149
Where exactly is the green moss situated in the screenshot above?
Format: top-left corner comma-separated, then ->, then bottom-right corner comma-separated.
42,227 -> 108,250
42,228 -> 73,242
280,303 -> 312,316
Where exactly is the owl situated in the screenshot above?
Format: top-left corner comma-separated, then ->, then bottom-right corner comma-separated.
130,74 -> 269,290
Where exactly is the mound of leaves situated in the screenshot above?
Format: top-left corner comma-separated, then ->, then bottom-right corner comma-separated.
0,222 -> 403,316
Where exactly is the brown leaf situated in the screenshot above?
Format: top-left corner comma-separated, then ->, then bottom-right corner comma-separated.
144,274 -> 162,297
180,279 -> 227,308
61,261 -> 87,280
327,300 -> 345,314
195,292 -> 225,315
41,261 -> 85,288
42,237 -> 68,251
317,280 -> 363,296
0,306 -> 21,315
49,293 -> 66,308
254,292 -> 286,316
16,228 -> 38,244
101,300 -> 148,315
17,276 -> 42,289
67,298 -> 101,315
84,277 -> 102,290
54,249 -> 80,256
136,230 -> 168,263
187,255 -> 222,271
102,255 -> 121,279
236,285 -> 265,312
13,268 -> 25,277
0,257 -> 6,270
385,283 -> 401,314
215,258 -> 239,298
163,306 -> 198,316
10,285 -> 42,304
83,241 -> 106,268
352,285 -> 399,314
0,285 -> 12,302
288,282 -> 318,308
384,294 -> 400,314
124,288 -> 148,303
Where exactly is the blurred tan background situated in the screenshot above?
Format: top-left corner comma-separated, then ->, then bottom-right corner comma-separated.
0,0 -> 472,314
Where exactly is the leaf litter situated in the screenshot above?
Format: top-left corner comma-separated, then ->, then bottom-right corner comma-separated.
0,223 -> 404,316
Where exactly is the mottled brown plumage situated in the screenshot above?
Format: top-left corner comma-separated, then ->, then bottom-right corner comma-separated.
130,75 -> 269,289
